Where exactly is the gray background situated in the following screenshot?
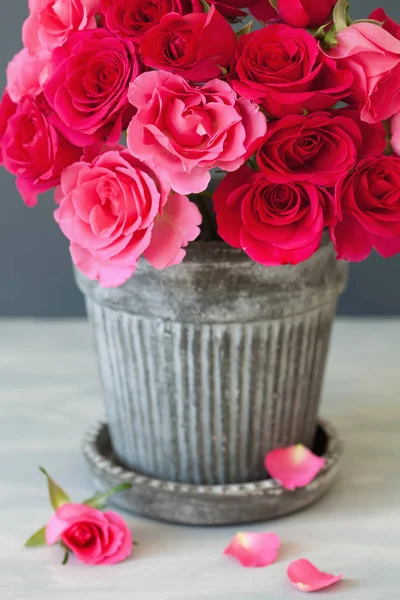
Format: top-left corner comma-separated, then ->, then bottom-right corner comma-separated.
0,0 -> 399,317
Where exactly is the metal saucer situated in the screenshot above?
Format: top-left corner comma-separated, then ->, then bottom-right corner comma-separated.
82,419 -> 342,526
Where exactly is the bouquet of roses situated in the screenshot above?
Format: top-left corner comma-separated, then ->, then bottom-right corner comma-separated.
1,0 -> 400,287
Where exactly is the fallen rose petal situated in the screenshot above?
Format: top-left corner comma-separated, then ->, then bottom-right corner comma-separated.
224,532 -> 280,567
287,559 -> 343,592
265,445 -> 325,490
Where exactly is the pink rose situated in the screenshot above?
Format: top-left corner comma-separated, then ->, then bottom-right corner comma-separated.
0,93 -> 17,163
391,113 -> 400,156
23,0 -> 99,54
55,149 -> 201,287
6,48 -> 51,103
46,503 -> 132,565
329,23 -> 400,124
331,156 -> 400,261
256,110 -> 386,186
228,25 -> 353,118
213,164 -> 335,266
99,0 -> 195,41
369,8 -> 400,39
278,0 -> 336,28
140,6 -> 236,82
127,71 -> 267,194
0,94 -> 81,206
45,29 -> 140,146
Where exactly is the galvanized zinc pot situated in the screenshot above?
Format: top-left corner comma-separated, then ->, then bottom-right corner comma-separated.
75,234 -> 348,485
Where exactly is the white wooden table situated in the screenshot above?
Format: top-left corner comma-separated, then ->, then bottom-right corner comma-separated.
0,318 -> 399,600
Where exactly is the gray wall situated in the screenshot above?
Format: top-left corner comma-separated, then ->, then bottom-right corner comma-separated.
0,0 -> 399,317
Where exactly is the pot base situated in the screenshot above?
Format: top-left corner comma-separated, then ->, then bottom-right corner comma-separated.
82,419 -> 342,526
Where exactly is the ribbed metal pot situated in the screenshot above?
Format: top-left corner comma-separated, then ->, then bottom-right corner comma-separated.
75,235 -> 348,485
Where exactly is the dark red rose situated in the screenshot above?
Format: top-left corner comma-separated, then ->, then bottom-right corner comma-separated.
278,0 -> 336,28
248,0 -> 278,22
369,8 -> 400,39
228,25 -> 353,118
332,156 -> 400,261
213,164 -> 335,266
256,110 -> 386,186
45,29 -> 141,146
140,5 -> 236,82
0,93 -> 81,206
99,0 -> 196,41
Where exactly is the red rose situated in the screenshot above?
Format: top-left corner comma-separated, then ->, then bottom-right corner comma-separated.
0,94 -> 81,206
140,5 -> 236,82
278,0 -> 336,28
228,25 -> 353,118
332,156 -> 400,261
213,164 -> 335,266
256,111 -> 386,186
99,0 -> 195,41
248,0 -> 277,22
369,8 -> 400,39
45,29 -> 141,146
206,0 -> 276,19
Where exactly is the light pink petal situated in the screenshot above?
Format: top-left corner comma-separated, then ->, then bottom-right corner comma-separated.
224,532 -> 280,568
144,194 -> 202,269
287,559 -> 343,592
46,513 -> 69,545
168,168 -> 211,196
6,48 -> 50,103
265,445 -> 325,490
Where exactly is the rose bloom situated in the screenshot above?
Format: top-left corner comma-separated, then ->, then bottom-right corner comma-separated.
205,0 -> 276,19
213,164 -> 335,266
331,156 -> 400,261
55,149 -> 201,287
46,503 -> 132,565
278,0 -> 336,28
329,23 -> 400,124
140,5 -> 236,82
0,93 -> 81,207
23,0 -> 99,54
127,71 -> 267,195
257,110 -> 386,186
228,25 -> 353,118
45,29 -> 140,146
99,0 -> 195,41
6,48 -> 50,103
248,0 -> 277,22
369,8 -> 400,39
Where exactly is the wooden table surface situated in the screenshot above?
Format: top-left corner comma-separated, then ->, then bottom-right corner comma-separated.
0,318 -> 399,600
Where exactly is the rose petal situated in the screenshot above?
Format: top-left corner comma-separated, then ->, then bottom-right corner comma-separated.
287,559 -> 343,592
224,532 -> 280,568
265,444 -> 325,490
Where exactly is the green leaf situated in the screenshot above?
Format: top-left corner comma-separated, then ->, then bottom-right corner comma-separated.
25,526 -> 47,548
39,467 -> 71,511
333,0 -> 349,32
313,23 -> 330,39
62,550 -> 69,565
269,0 -> 278,9
236,20 -> 253,40
199,0 -> 210,13
83,483 -> 132,510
